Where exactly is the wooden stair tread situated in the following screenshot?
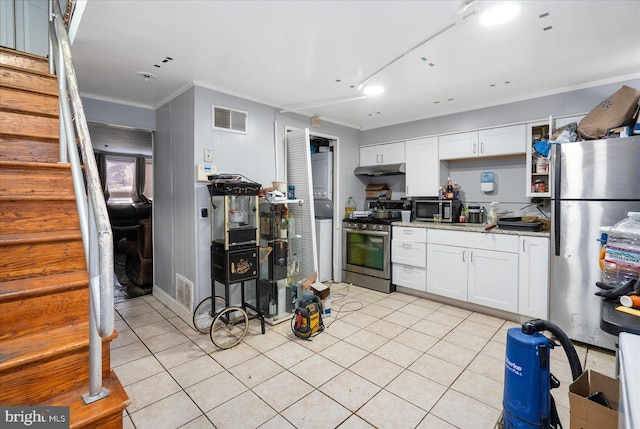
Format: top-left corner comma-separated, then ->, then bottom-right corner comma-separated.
0,195 -> 77,202
0,86 -> 59,117
0,271 -> 88,301
39,371 -> 130,429
0,160 -> 71,170
0,63 -> 58,80
0,320 -> 91,370
0,110 -> 59,140
0,65 -> 58,97
0,47 -> 49,74
0,229 -> 83,245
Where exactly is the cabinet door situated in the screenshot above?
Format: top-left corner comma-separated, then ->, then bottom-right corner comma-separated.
518,236 -> 549,319
467,249 -> 518,312
438,132 -> 478,160
478,124 -> 526,157
406,137 -> 440,197
380,141 -> 405,165
427,244 -> 467,300
360,145 -> 381,166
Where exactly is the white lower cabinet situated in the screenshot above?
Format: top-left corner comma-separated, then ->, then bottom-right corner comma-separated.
427,229 -> 519,313
426,244 -> 467,299
518,236 -> 549,319
467,248 -> 518,312
392,227 -> 427,292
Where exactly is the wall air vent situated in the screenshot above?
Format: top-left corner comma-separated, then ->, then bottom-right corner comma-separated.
175,274 -> 193,310
212,105 -> 248,134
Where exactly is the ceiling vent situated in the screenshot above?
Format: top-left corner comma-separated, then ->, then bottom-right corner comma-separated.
212,105 -> 248,134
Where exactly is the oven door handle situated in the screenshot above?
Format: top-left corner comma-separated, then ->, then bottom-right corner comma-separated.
343,228 -> 389,238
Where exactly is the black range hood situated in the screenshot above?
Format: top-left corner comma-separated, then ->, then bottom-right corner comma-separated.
354,163 -> 405,177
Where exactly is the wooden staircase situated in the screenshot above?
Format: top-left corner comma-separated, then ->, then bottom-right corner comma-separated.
0,47 -> 129,428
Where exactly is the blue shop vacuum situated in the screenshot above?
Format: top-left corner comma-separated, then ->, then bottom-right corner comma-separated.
501,319 -> 583,429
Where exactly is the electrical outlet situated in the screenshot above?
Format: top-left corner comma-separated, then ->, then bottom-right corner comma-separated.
200,207 -> 208,218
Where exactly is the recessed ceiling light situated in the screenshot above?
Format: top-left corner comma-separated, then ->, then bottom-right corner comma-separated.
363,85 -> 385,96
479,2 -> 520,26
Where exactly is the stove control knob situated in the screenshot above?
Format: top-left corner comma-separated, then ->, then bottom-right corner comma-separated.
377,225 -> 383,231
361,224 -> 367,230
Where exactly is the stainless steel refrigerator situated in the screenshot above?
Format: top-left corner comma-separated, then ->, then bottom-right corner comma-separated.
549,136 -> 640,350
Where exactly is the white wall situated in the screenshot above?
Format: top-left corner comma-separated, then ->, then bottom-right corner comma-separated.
153,88 -> 196,319
360,79 -> 640,214
83,97 -> 155,131
360,79 -> 640,145
154,85 -> 362,321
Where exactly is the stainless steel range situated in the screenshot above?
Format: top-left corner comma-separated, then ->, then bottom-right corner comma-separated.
341,200 -> 407,293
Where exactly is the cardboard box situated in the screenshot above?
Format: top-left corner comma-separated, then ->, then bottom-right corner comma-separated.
366,183 -> 392,200
301,272 -> 331,299
569,370 -> 619,429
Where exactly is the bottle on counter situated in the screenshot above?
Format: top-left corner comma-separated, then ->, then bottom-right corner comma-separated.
602,212 -> 640,286
345,196 -> 356,219
446,177 -> 454,200
453,182 -> 460,200
269,296 -> 277,316
291,253 -> 299,275
280,207 -> 289,238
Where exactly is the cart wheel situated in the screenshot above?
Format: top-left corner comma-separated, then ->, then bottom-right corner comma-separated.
193,296 -> 226,333
210,306 -> 249,349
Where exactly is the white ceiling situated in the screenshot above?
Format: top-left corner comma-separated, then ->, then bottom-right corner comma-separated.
71,0 -> 640,131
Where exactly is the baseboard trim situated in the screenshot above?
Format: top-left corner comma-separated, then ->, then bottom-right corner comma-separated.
152,285 -> 193,326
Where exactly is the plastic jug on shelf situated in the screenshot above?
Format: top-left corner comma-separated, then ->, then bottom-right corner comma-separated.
601,212 -> 640,286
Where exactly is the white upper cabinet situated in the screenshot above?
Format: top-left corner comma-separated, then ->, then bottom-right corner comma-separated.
405,137 -> 443,197
438,131 -> 479,160
360,142 -> 405,166
478,124 -> 526,157
439,125 -> 526,160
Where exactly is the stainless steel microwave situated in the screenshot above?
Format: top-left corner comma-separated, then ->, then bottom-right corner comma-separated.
412,199 -> 462,222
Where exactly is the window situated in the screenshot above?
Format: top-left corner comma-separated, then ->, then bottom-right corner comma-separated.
144,159 -> 153,200
106,156 -> 136,203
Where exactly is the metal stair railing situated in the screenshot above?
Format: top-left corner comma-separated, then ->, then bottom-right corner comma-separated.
48,0 -> 114,404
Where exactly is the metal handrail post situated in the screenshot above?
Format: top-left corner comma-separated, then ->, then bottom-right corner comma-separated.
83,203 -> 109,403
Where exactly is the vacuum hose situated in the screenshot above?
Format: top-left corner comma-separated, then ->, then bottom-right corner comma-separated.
521,319 -> 583,381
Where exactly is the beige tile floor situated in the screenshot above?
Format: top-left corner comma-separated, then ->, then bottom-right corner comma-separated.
113,283 -> 617,429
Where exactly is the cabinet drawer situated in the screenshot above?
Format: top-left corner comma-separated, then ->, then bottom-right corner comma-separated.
392,226 -> 427,242
392,240 -> 426,267
393,264 -> 427,291
428,229 -> 518,253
